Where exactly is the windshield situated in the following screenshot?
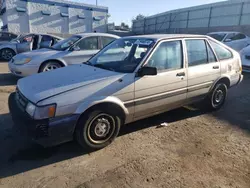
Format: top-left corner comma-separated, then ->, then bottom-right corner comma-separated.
87,38 -> 155,73
52,36 -> 81,51
208,33 -> 226,41
11,34 -> 25,42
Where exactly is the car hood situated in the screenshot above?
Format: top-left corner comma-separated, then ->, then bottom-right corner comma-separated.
15,48 -> 63,59
0,41 -> 17,48
0,41 -> 13,45
17,64 -> 121,104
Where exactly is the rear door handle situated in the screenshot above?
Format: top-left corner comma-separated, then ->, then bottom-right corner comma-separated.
213,66 -> 219,69
176,72 -> 185,77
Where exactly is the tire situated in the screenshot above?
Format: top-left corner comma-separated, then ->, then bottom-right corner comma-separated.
39,61 -> 62,72
0,48 -> 16,61
75,108 -> 122,150
204,82 -> 228,110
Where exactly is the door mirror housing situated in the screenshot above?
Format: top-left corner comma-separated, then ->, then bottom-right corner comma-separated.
137,66 -> 157,77
224,38 -> 232,42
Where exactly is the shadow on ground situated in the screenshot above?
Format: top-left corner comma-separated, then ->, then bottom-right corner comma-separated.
0,107 -> 209,179
0,73 -> 19,86
0,74 -> 249,179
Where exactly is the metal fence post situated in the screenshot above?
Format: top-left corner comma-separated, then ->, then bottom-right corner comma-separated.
239,2 -> 244,26
208,7 -> 212,33
143,18 -> 146,34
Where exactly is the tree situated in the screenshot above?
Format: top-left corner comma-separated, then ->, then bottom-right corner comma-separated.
120,22 -> 129,30
132,14 -> 145,22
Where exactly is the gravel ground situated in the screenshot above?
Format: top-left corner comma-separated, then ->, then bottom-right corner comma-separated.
0,61 -> 249,188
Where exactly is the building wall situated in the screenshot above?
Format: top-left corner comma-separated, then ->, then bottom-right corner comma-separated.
132,0 -> 250,35
2,0 -> 108,34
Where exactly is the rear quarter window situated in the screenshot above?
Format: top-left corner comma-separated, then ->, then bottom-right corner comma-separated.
209,40 -> 233,60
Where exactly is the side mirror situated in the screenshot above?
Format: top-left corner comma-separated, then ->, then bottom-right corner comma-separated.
137,66 -> 157,77
71,46 -> 80,51
224,38 -> 232,42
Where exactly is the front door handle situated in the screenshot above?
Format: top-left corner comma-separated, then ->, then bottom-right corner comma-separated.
176,72 -> 185,77
213,66 -> 219,69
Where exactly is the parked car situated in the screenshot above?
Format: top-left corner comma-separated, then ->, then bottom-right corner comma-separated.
240,45 -> 250,72
0,33 -> 63,61
0,31 -> 18,42
8,33 -> 120,77
8,34 -> 243,149
207,31 -> 250,51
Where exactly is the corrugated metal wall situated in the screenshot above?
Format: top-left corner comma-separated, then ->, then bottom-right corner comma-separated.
132,0 -> 250,35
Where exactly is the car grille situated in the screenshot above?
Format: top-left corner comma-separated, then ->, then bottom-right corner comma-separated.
15,88 -> 28,111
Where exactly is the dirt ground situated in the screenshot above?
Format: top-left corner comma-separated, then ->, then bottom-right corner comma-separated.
0,61 -> 249,188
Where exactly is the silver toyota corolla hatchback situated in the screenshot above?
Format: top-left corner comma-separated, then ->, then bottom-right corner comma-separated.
8,33 -> 119,77
9,34 -> 243,150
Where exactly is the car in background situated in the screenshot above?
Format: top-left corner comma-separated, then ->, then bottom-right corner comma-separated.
8,33 -> 120,77
0,33 -> 63,61
8,34 -> 243,149
240,45 -> 250,72
0,31 -> 18,42
207,31 -> 250,51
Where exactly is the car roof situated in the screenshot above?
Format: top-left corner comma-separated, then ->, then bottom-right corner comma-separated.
208,31 -> 240,35
20,33 -> 63,39
74,32 -> 120,38
122,34 -> 207,41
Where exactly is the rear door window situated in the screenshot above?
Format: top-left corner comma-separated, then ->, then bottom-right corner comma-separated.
186,39 -> 208,66
231,33 -> 246,41
102,37 -> 116,47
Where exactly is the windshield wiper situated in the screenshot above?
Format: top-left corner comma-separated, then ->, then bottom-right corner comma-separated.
83,61 -> 92,65
93,64 -> 114,71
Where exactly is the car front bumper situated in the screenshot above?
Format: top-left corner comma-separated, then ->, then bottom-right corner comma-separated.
8,92 -> 80,147
8,60 -> 40,77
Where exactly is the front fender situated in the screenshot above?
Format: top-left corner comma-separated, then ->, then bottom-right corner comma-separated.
75,96 -> 129,117
40,58 -> 68,67
0,44 -> 17,53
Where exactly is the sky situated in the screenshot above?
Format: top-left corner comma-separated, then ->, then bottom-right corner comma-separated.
72,0 -> 226,26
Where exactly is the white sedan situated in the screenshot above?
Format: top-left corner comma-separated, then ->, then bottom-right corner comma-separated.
207,31 -> 250,51
240,45 -> 250,72
8,33 -> 119,77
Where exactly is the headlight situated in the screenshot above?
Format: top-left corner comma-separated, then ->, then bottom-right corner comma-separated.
14,58 -> 32,65
25,103 -> 56,119
26,102 -> 36,117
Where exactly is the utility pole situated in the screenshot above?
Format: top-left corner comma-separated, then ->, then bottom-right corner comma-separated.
96,0 -> 98,6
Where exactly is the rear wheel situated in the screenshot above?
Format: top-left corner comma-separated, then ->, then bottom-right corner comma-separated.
75,108 -> 121,150
1,48 -> 15,61
40,61 -> 62,72
204,82 -> 228,110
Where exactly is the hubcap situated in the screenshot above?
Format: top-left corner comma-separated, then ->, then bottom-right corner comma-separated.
214,90 -> 223,103
94,118 -> 110,137
2,49 -> 13,60
43,63 -> 60,72
87,113 -> 115,144
212,87 -> 225,108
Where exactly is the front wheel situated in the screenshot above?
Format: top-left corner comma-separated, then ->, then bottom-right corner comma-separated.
1,48 -> 16,61
205,83 -> 228,110
75,109 -> 121,150
40,61 -> 62,72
